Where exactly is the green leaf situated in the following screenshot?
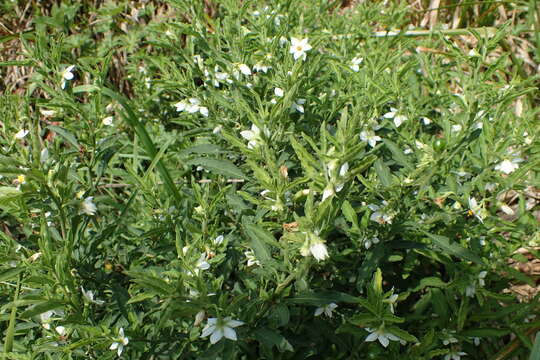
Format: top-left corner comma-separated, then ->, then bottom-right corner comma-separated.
47,125 -> 80,148
243,222 -> 273,263
461,328 -> 510,338
186,157 -> 245,179
341,200 -> 358,227
101,87 -> 181,203
20,300 -> 65,319
382,139 -> 413,170
386,326 -> 418,343
72,84 -> 100,93
529,332 -> 540,360
0,268 -> 25,283
288,291 -> 360,306
374,159 -> 393,187
422,231 -> 484,265
411,277 -> 448,292
254,328 -> 294,352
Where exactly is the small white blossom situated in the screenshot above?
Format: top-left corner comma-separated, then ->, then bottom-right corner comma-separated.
196,253 -> 210,271
314,303 -> 338,317
214,235 -> 224,245
468,197 -> 487,223
201,317 -> 244,344
360,130 -> 382,148
350,57 -> 364,72
444,351 -> 467,360
100,116 -> 114,126
81,286 -> 105,305
451,124 -> 462,132
244,250 -> 260,266
55,326 -> 66,336
289,37 -> 312,61
174,98 -> 209,117
40,109 -> 57,117
253,62 -> 271,73
368,202 -> 393,225
309,241 -> 329,261
364,237 -> 380,250
194,310 -> 206,326
274,87 -> 284,97
240,124 -> 267,149
110,328 -> 129,356
80,197 -> 97,216
291,98 -> 306,113
383,107 -> 408,127
421,117 -> 432,125
61,65 -> 75,89
494,158 -> 522,174
383,293 -> 399,313
14,129 -> 29,139
365,327 -> 401,348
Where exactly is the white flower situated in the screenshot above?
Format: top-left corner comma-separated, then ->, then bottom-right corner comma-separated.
360,130 -> 382,148
291,98 -> 306,113
421,116 -> 432,125
194,310 -> 206,326
240,124 -> 266,149
322,185 -> 335,202
55,326 -> 66,336
364,237 -> 380,250
443,335 -> 459,346
368,202 -> 393,225
102,116 -> 114,126
253,62 -> 271,73
350,57 -> 363,72
61,65 -> 75,89
212,125 -> 223,134
478,271 -> 487,287
174,98 -> 208,117
468,197 -> 487,223
80,197 -> 97,216
40,148 -> 49,163
444,351 -> 467,360
494,158 -> 522,174
40,109 -> 57,117
289,37 -> 312,61
196,253 -> 210,271
244,250 -> 260,266
274,87 -> 284,97
14,129 -> 29,139
309,241 -> 329,262
110,328 -> 129,356
383,107 -> 408,127
238,63 -> 251,76
314,303 -> 338,317
81,286 -> 105,305
365,327 -> 401,348
451,124 -> 462,132
383,293 -> 398,313
214,235 -> 224,245
40,310 -> 54,330
201,317 -> 244,344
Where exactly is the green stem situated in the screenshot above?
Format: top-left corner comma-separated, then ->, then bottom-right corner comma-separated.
3,275 -> 21,354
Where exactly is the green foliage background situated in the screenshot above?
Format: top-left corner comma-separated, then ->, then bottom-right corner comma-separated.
0,0 -> 539,359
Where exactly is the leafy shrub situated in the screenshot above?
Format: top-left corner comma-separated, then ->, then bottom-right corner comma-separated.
1,0 -> 539,359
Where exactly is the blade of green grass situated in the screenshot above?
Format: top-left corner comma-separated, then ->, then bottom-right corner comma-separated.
101,87 -> 181,204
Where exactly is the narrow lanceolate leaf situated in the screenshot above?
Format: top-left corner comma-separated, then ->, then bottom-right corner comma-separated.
529,332 -> 540,360
186,157 -> 245,179
101,87 -> 181,203
422,231 -> 484,265
287,291 -> 360,306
